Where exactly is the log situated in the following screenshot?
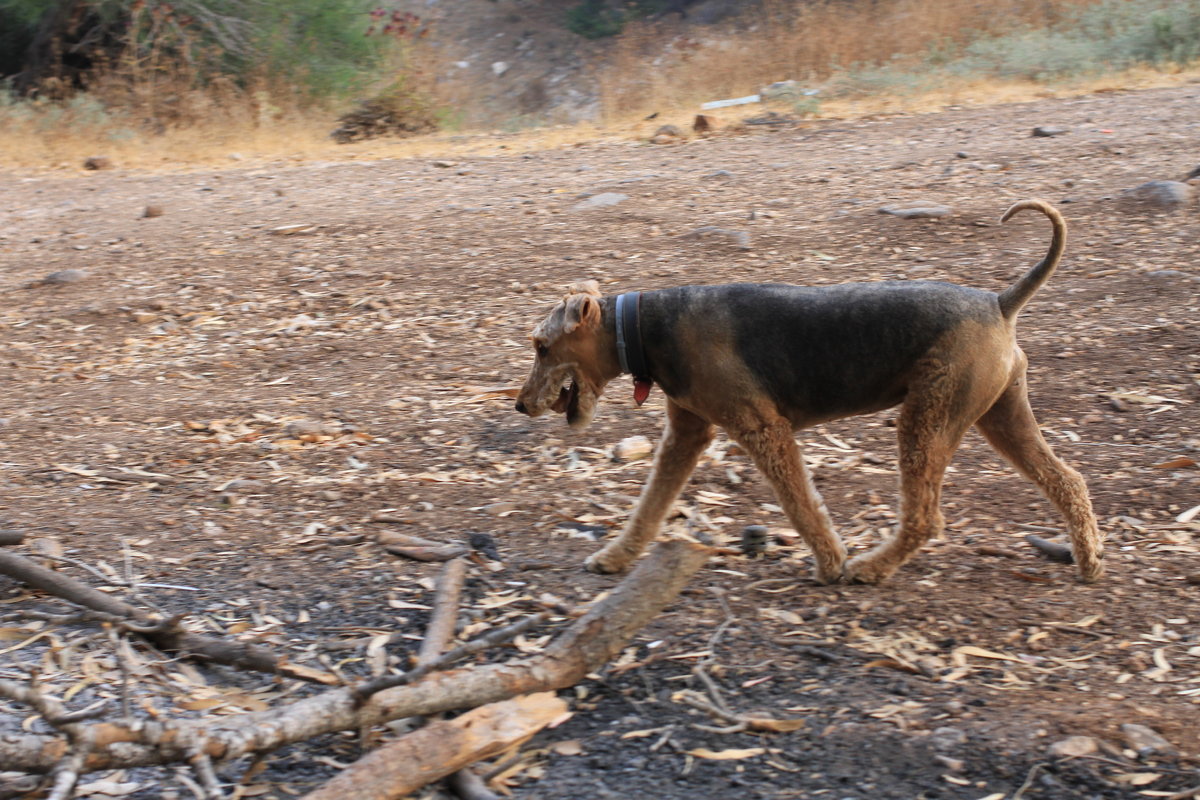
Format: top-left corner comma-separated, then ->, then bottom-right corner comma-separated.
378,531 -> 469,562
0,530 -> 25,547
301,693 -> 566,800
0,549 -> 336,684
0,541 -> 710,775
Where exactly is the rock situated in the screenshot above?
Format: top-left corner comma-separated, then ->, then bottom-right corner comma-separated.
702,169 -> 734,181
879,204 -> 952,219
1185,164 -> 1200,181
613,435 -> 654,462
651,124 -> 684,144
491,61 -> 509,77
221,479 -> 268,493
572,192 -> 628,211
693,114 -> 719,133
1121,723 -> 1176,757
1122,180 -> 1196,211
141,205 -> 164,219
432,160 -> 457,168
468,532 -> 501,560
283,420 -> 341,438
1032,126 -> 1069,137
741,525 -> 769,556
679,225 -> 751,250
1047,735 -> 1099,757
929,726 -> 967,751
83,155 -> 113,170
1185,573 -> 1200,586
25,269 -> 89,288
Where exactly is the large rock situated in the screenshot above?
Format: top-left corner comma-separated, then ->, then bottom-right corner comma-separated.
1122,180 -> 1196,211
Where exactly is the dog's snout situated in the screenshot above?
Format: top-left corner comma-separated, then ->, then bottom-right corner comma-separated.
514,400 -> 527,415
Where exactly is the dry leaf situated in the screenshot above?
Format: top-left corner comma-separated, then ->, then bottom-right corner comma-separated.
686,747 -> 766,760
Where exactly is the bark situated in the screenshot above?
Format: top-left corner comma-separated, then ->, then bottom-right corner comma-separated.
300,693 -> 566,800
0,541 -> 709,775
0,549 -> 337,684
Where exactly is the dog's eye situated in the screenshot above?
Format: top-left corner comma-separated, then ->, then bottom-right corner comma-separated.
536,343 -> 550,358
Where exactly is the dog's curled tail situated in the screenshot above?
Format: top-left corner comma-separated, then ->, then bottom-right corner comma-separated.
996,199 -> 1067,320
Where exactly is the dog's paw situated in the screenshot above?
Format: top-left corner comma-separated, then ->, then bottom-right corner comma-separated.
841,554 -> 895,585
584,550 -> 626,575
811,562 -> 844,586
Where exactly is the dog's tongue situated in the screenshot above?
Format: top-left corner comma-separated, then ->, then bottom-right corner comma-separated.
552,381 -> 578,414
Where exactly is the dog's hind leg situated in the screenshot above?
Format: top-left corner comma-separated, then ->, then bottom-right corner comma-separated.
974,376 -> 1104,582
733,417 -> 847,584
585,400 -> 715,574
843,366 -> 979,585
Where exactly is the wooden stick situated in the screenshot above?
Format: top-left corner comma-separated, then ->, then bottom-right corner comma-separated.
1,541 -> 710,775
300,694 -> 566,800
0,530 -> 25,547
418,557 -> 467,667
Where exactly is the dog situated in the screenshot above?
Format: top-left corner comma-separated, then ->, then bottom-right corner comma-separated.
515,200 -> 1104,585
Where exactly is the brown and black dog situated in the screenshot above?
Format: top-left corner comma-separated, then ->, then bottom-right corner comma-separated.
515,200 -> 1104,585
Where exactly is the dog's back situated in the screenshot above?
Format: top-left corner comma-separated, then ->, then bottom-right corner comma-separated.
640,281 -> 1007,424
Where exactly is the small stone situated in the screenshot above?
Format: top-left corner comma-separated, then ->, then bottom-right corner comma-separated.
222,479 -> 267,493
1047,736 -> 1098,758
35,269 -> 89,286
653,124 -> 683,140
1123,180 -> 1196,211
1032,126 -> 1069,137
477,501 -> 517,516
83,155 -> 113,170
572,192 -> 628,211
741,525 -> 769,557
283,420 -> 341,437
432,160 -> 457,168
613,435 -> 654,462
879,204 -> 952,219
468,532 -> 501,560
1121,723 -> 1176,757
702,169 -> 734,181
142,205 -> 164,218
679,226 -> 751,250
929,727 -> 967,751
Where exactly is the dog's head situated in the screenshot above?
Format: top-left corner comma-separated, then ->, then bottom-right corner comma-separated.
515,281 -> 615,429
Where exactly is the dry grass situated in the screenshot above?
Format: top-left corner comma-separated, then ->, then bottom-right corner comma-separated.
597,0 -> 1101,118
2,0 -> 1198,175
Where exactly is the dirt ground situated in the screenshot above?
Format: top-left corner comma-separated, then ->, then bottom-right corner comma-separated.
1,84 -> 1198,800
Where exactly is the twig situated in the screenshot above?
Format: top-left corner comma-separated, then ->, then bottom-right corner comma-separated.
0,549 -> 336,683
107,626 -> 134,721
188,751 -> 225,800
444,768 -> 500,800
0,530 -> 25,547
1011,762 -> 1046,800
353,611 -> 551,703
691,666 -> 731,714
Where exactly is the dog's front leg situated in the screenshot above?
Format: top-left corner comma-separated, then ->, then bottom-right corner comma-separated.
733,418 -> 847,584
586,401 -> 715,574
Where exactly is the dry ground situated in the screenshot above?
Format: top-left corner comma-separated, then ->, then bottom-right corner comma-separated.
1,85 -> 1198,799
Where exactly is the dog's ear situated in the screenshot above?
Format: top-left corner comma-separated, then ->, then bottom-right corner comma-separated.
564,280 -> 601,298
562,292 -> 601,334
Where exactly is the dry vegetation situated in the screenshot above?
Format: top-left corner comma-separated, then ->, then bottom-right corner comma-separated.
3,0 -> 1200,172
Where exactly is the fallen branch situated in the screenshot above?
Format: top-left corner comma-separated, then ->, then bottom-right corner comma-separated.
418,557 -> 467,667
1,541 -> 711,775
0,530 -> 25,547
0,549 -> 337,685
378,531 -> 469,562
300,693 -> 566,800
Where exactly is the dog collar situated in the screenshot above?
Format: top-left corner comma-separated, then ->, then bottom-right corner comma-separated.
614,292 -> 653,406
